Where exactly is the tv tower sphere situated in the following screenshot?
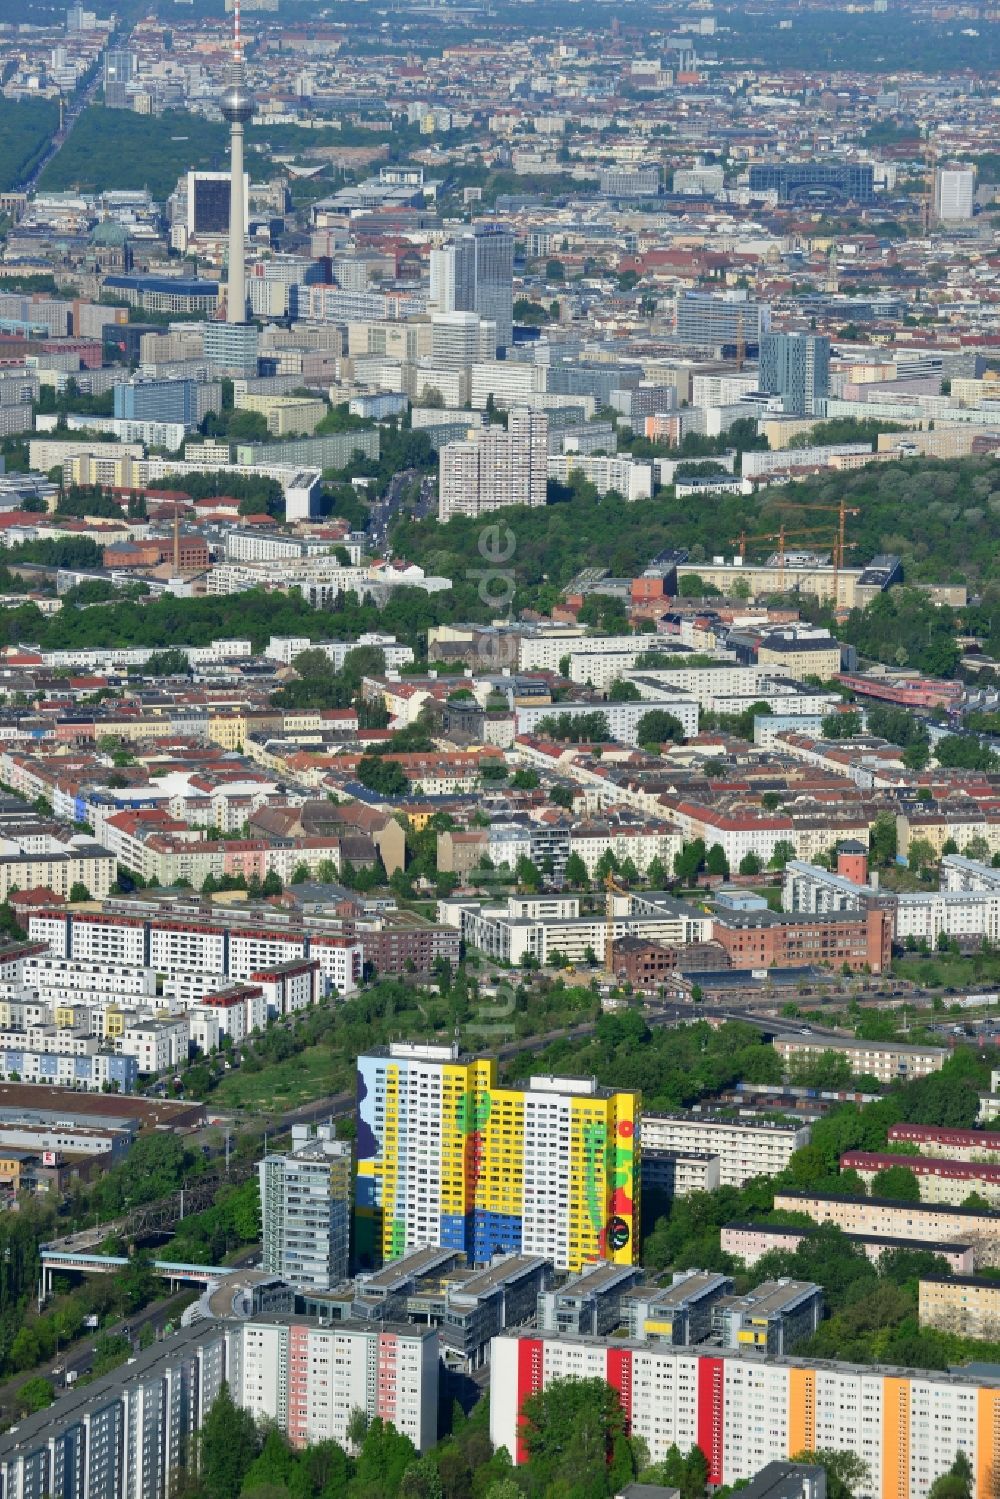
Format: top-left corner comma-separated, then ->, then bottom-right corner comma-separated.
221,80 -> 254,123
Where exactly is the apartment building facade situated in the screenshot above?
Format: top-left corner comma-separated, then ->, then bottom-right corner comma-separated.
356,1043 -> 639,1274
438,408 -> 548,521
720,1220 -> 976,1275
840,1151 -> 1000,1208
773,1034 -> 946,1085
919,1274 -> 1000,1338
0,1315 -> 439,1499
490,1331 -> 1000,1499
640,1113 -> 811,1188
260,1124 -> 352,1290
771,1190 -> 1000,1263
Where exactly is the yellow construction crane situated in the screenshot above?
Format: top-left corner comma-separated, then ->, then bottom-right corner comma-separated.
922,139 -> 937,235
735,309 -> 746,372
756,497 -> 859,602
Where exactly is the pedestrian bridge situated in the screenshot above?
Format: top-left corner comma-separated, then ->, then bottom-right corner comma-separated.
40,1248 -> 233,1298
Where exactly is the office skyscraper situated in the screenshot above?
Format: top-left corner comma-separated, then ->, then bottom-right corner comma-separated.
430,226 -> 514,351
356,1042 -> 639,1272
103,49 -> 134,109
260,1123 -> 352,1289
759,331 -> 831,416
674,291 -> 771,351
429,238 -> 475,314
472,223 -> 514,350
430,310 -> 497,369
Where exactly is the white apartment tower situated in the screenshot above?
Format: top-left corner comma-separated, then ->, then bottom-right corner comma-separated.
259,1123 -> 352,1289
438,408 -> 548,521
934,164 -> 975,221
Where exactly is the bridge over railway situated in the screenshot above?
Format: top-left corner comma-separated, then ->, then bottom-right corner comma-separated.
40,1248 -> 235,1300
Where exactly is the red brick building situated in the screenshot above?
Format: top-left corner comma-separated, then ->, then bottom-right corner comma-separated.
711,906 -> 892,974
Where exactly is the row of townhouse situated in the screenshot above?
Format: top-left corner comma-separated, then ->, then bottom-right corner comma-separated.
100,810 -> 343,887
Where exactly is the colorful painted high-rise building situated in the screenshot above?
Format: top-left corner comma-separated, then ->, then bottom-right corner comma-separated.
355,1043 -> 639,1273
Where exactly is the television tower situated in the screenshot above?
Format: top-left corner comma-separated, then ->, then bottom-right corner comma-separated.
221,0 -> 253,324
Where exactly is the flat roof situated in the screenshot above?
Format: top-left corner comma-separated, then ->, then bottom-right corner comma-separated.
497,1326 -> 1000,1385
773,1032 -> 946,1056
775,1189 -> 1000,1219
0,1323 -> 224,1462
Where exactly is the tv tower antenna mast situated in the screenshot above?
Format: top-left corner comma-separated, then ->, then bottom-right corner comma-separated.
221,0 -> 254,326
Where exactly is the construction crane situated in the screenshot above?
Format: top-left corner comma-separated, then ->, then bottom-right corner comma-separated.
922,138 -> 937,236
604,871 -> 630,980
756,523 -> 836,595
759,497 -> 859,603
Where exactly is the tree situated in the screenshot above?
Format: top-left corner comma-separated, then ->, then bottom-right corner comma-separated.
963,834 -> 990,863
641,1443 -> 710,1499
869,812 -> 898,867
399,1456 -> 443,1499
68,882 -> 91,902
928,1452 -> 973,1499
907,837 -> 936,872
903,739 -> 931,771
240,1429 -> 296,1495
871,1164 -> 920,1201
705,843 -> 729,877
550,784 -> 574,809
768,840 -> 796,871
821,709 -> 862,739
510,768 -> 540,789
739,851 -> 763,875
520,1376 -> 635,1498
608,679 -> 642,702
646,855 -> 668,888
261,869 -> 282,897
674,839 -> 706,884
199,1385 -> 259,1499
357,756 -> 409,797
564,851 -> 589,888
515,855 -> 542,892
18,1376 -> 53,1413
636,709 -> 686,747
350,1417 -> 417,1499
791,1449 -> 871,1499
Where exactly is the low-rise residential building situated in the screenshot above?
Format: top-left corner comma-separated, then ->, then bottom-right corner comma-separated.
773,1034 -> 947,1084
919,1274 -> 1000,1338
639,1113 -> 811,1188
841,1151 -> 1000,1208
771,1189 -> 1000,1264
720,1220 -> 976,1274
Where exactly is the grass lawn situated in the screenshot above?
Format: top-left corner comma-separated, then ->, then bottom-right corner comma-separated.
212,1045 -> 344,1113
892,949 -> 1000,991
